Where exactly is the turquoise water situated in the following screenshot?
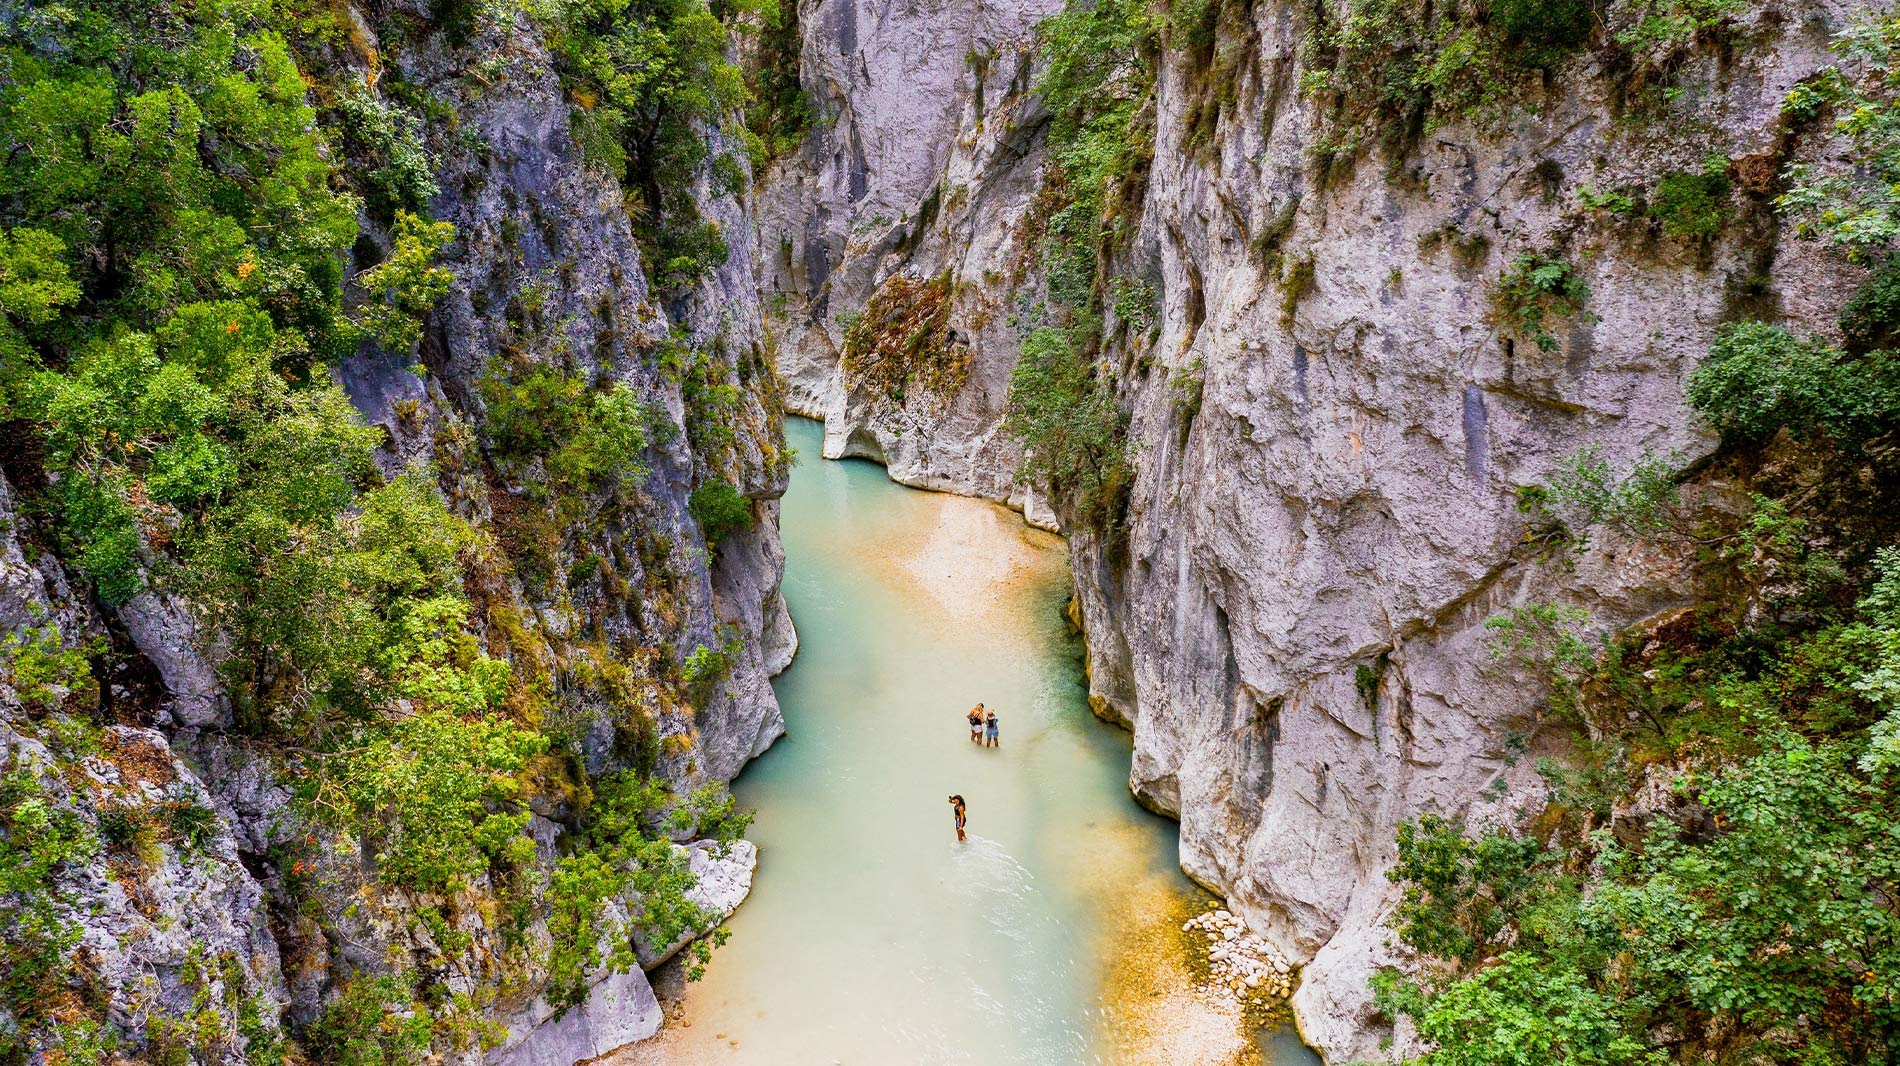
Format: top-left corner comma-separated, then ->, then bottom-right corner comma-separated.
639,418 -> 1319,1065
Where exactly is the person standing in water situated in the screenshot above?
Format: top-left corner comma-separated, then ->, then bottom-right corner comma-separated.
948,795 -> 967,842
966,704 -> 985,744
984,709 -> 999,748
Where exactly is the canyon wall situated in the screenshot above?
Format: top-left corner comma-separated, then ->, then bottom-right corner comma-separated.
0,3 -> 789,1063
756,0 -> 1065,523
757,1 -> 1871,1059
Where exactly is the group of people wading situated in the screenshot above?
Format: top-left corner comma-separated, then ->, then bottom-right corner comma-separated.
947,704 -> 1000,842
966,703 -> 1000,748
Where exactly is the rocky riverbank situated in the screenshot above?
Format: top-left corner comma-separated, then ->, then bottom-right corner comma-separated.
1186,906 -> 1298,1004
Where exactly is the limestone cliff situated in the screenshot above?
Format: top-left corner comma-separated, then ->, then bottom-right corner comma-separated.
0,2 -> 789,1063
755,0 -> 1874,1059
756,0 -> 1064,523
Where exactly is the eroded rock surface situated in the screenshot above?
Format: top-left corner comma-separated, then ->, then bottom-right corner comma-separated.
757,0 -> 1066,525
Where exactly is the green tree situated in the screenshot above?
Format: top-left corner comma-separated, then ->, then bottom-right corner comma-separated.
1003,325 -> 1133,530
689,480 -> 753,546
354,213 -> 456,352
1780,12 -> 1900,258
537,0 -> 753,286
1685,321 -> 1900,448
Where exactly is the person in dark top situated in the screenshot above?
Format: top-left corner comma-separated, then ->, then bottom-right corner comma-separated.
948,794 -> 967,842
966,703 -> 985,743
984,709 -> 999,748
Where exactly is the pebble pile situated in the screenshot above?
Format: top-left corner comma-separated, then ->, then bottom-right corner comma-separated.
1184,906 -> 1295,1001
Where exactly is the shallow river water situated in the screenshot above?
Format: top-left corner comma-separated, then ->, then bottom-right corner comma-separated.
632,418 -> 1319,1066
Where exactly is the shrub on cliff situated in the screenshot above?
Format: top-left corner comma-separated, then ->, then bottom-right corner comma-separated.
1494,254 -> 1592,353
1381,552 -> 1900,1065
690,479 -> 754,547
1379,17 -> 1900,1061
839,272 -> 967,405
1686,321 -> 1900,448
1648,154 -> 1733,239
539,0 -> 757,287
1298,0 -> 1597,175
1034,0 -> 1159,308
1003,324 -> 1133,531
480,363 -> 657,505
1840,256 -> 1900,353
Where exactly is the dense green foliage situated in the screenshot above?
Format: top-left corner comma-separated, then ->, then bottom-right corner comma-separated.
689,479 -> 753,546
1781,13 -> 1900,258
1616,0 -> 1748,50
1034,0 -> 1156,311
1299,0 -> 1754,175
537,0 -> 763,287
740,0 -> 812,165
0,0 -> 367,605
1298,0 -> 1592,170
1839,255 -> 1900,353
1004,325 -> 1135,529
1,625 -> 98,714
1649,153 -> 1733,239
0,763 -> 100,1063
1380,552 -> 1900,1062
1003,0 -> 1155,532
1532,445 -> 1683,542
305,974 -> 434,1066
544,774 -> 749,1005
480,362 -> 656,503
0,1 -> 763,1061
1685,321 -> 1900,449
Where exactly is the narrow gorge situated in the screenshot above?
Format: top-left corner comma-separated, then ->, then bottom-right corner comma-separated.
4,1 -> 1900,1065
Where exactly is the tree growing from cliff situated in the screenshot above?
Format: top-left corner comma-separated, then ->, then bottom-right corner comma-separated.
1781,11 -> 1900,259
540,0 -> 756,287
1002,0 -> 1155,532
1004,324 -> 1134,532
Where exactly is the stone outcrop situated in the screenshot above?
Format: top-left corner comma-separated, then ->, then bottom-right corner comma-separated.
756,0 -> 1066,526
490,971 -> 665,1066
496,841 -> 757,1066
756,1 -> 1873,1059
0,475 -> 285,1066
0,713 -> 290,1066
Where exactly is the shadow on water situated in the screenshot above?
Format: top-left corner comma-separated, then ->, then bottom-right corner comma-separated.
637,418 -> 1323,1066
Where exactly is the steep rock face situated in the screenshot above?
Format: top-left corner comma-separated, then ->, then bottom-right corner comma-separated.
756,0 -> 1064,524
0,717 -> 290,1065
246,5 -> 791,1056
1071,8 -> 1863,1059
759,1 -> 1869,1059
0,471 -> 287,1066
364,4 -> 793,787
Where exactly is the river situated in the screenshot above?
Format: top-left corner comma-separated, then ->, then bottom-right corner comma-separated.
630,417 -> 1319,1065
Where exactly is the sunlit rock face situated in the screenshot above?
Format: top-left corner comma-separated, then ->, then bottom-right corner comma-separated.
759,1 -> 1868,1058
756,0 -> 1067,527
